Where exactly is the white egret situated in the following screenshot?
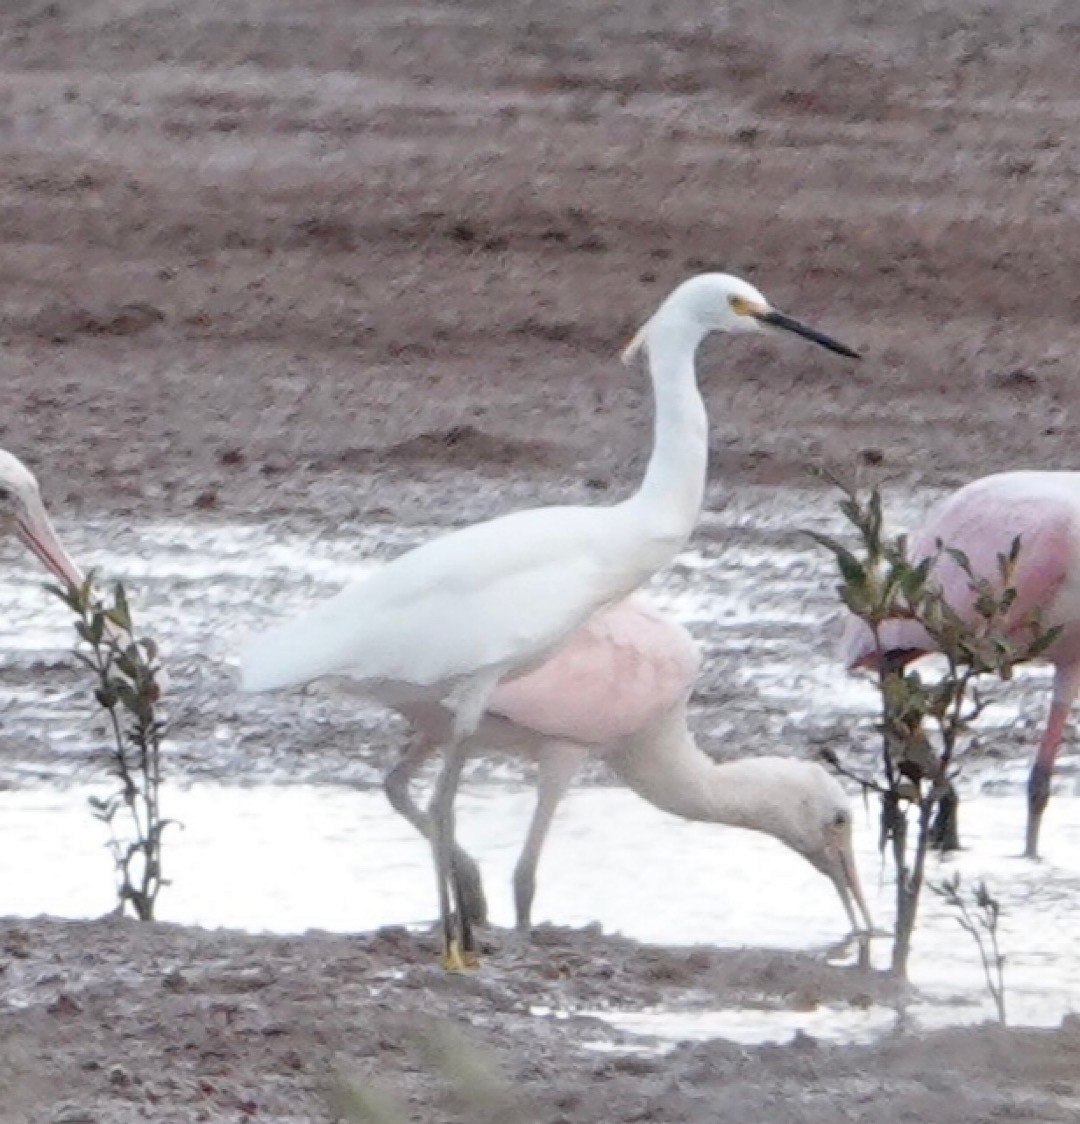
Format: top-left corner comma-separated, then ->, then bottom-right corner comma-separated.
239,272 -> 859,967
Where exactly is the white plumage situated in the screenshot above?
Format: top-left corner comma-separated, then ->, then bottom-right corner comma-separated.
242,505 -> 663,695
238,272 -> 858,967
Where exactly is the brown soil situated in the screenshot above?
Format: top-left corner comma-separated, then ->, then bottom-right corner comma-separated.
3,917 -> 1078,1124
5,0 -> 1080,529
3,0 -> 1080,1119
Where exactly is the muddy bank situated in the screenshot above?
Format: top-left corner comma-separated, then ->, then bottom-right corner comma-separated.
3,917 -> 1078,1124
2,0 -> 1080,528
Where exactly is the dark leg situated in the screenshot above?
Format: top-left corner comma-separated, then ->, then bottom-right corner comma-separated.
384,739 -> 489,926
431,740 -> 471,969
1024,666 -> 1078,859
1025,760 -> 1054,860
929,782 -> 961,852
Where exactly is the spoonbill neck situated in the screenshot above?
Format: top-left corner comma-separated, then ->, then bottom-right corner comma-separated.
609,707 -> 757,826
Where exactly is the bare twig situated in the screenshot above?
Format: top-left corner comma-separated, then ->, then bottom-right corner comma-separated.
817,745 -> 890,797
931,874 -> 1007,1025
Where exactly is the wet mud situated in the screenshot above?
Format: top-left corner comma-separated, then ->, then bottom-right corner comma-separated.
3,0 -> 1080,1119
3,917 -> 1080,1124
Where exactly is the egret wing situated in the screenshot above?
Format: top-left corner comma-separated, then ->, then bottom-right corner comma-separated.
240,505 -> 622,693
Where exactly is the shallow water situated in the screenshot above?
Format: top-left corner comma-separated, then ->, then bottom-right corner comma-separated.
0,779 -> 1078,1044
0,486 -> 1062,753
0,488 -> 1078,1046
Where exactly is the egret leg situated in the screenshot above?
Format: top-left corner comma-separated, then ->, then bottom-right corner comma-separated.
431,675 -> 500,968
513,742 -> 585,932
431,738 -> 473,969
384,738 -> 489,926
1025,662 -> 1080,860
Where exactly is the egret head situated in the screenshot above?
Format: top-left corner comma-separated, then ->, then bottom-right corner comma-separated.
0,449 -> 84,591
622,272 -> 860,364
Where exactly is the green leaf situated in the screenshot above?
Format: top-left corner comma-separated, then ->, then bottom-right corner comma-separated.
840,584 -> 872,617
805,531 -> 867,587
838,496 -> 861,529
112,582 -> 132,629
867,489 -> 883,552
943,545 -> 973,577
45,581 -> 80,610
974,591 -> 999,622
104,607 -> 131,633
1023,622 -> 1063,661
897,560 -> 930,604
94,686 -> 118,709
898,735 -> 935,780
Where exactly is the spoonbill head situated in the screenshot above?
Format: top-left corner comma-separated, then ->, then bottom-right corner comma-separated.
0,450 -> 84,591
743,757 -> 871,932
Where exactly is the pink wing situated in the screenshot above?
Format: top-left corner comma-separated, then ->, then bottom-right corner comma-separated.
907,483 -> 1070,632
489,597 -> 701,744
841,475 -> 1073,669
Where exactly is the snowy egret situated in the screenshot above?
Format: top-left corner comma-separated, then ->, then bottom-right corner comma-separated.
240,272 -> 859,967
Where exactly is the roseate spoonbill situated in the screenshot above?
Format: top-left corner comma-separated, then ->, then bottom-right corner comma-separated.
0,450 -> 84,591
840,471 -> 1080,859
239,272 -> 859,968
387,597 -> 874,936
0,449 -> 162,699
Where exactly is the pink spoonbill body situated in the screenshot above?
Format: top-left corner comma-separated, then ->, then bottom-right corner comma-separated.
389,596 -> 874,935
841,470 -> 1080,859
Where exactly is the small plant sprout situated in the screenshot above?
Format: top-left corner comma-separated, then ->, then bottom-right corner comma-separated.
931,873 -> 1007,1026
810,478 -> 1058,978
51,574 -> 174,921
333,1021 -> 515,1124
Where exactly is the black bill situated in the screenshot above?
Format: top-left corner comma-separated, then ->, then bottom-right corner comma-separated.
759,309 -> 860,359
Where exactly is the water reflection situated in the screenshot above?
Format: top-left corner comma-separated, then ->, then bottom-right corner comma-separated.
0,780 -> 1077,1041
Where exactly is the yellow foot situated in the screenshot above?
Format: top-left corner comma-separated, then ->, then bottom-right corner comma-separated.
440,940 -> 467,972
439,940 -> 481,971
441,940 -> 465,972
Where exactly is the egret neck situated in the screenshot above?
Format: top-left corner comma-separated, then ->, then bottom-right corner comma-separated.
612,308 -> 709,577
